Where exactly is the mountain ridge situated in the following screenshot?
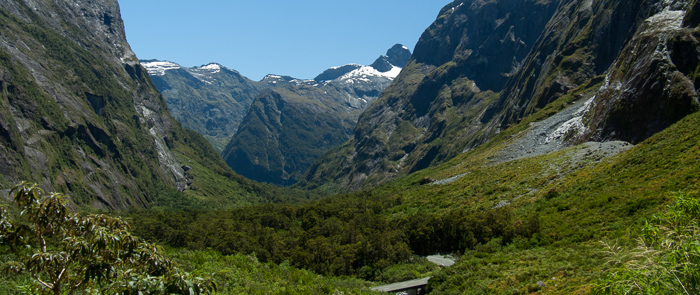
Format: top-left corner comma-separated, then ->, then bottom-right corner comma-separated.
140,60 -> 271,152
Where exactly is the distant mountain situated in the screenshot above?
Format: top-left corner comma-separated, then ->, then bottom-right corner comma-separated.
301,0 -> 700,192
371,44 -> 412,72
141,60 -> 269,152
0,0 -> 279,209
314,64 -> 363,82
221,45 -> 411,186
142,44 -> 412,157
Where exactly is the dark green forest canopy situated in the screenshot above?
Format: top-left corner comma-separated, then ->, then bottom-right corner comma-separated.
128,191 -> 538,279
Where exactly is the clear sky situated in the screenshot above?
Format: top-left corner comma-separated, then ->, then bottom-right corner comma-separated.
118,0 -> 453,81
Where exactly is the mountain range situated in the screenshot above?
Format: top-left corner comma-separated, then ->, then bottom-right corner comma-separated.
144,44 -> 411,186
140,60 -> 269,152
222,44 -> 411,186
3,0 -> 695,203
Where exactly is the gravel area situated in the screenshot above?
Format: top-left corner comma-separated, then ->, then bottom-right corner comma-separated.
495,97 -> 632,164
429,97 -> 633,187
431,98 -> 633,188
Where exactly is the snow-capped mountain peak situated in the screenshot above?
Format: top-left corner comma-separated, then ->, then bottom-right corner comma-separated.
187,63 -> 225,84
196,63 -> 222,73
337,65 -> 401,85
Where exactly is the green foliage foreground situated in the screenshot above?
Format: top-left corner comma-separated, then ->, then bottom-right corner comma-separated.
0,183 -> 214,295
594,193 -> 700,294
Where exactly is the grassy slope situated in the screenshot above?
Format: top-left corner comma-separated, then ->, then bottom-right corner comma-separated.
367,93 -> 700,293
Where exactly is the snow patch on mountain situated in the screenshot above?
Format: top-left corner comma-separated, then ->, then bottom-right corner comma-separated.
449,2 -> 464,13
186,64 -> 226,84
329,64 -> 363,71
338,65 -> 401,85
261,74 -> 315,86
196,63 -> 222,73
188,72 -> 213,85
142,61 -> 181,76
383,66 -> 402,78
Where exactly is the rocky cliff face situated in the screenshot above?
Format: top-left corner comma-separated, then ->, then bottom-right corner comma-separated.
574,2 -> 700,143
222,45 -> 410,186
0,0 -> 268,208
302,0 -> 700,192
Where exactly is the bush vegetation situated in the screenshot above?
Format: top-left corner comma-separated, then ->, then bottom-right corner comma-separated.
0,183 -> 213,294
165,249 -> 380,295
127,190 -> 538,281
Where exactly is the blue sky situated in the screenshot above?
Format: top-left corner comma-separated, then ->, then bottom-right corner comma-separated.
118,0 -> 453,81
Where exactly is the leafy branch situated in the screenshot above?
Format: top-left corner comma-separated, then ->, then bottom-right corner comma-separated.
0,182 -> 215,295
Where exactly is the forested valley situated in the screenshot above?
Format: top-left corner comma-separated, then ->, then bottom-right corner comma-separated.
2,0 -> 700,293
